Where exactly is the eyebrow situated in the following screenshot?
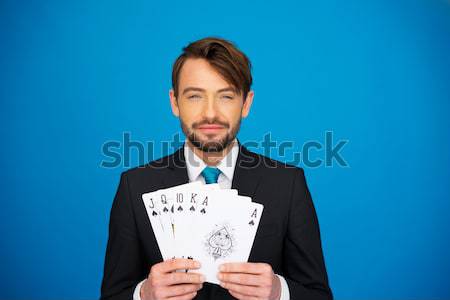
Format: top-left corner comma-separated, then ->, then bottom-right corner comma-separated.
182,86 -> 238,95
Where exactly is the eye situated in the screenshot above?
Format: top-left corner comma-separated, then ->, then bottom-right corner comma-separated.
220,94 -> 234,100
187,94 -> 201,100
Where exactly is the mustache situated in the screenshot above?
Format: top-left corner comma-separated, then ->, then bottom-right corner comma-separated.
192,119 -> 230,128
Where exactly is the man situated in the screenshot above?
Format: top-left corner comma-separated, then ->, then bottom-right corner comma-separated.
101,37 -> 332,300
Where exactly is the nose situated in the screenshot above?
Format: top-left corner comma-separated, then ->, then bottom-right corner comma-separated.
202,96 -> 217,121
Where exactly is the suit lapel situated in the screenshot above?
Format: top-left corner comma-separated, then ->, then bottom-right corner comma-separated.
231,141 -> 262,200
163,146 -> 190,188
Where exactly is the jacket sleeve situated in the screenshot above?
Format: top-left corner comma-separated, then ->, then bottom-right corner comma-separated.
101,172 -> 147,300
283,168 -> 333,300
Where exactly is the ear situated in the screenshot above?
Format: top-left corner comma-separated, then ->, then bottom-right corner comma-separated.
241,90 -> 254,118
169,89 -> 180,117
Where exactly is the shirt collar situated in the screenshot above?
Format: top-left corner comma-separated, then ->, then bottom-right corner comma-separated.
183,139 -> 239,182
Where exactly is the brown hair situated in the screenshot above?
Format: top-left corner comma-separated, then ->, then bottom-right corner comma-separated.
172,37 -> 252,100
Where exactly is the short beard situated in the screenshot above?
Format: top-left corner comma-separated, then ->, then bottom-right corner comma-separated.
181,118 -> 241,153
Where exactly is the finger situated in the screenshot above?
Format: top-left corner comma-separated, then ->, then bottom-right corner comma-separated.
166,291 -> 198,300
220,281 -> 267,298
228,289 -> 259,300
218,272 -> 267,286
164,284 -> 203,298
220,262 -> 272,274
159,272 -> 205,286
153,258 -> 201,274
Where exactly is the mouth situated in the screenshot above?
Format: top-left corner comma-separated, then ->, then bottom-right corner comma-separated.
197,124 -> 226,134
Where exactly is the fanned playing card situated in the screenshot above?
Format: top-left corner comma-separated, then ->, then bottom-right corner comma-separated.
175,189 -> 240,260
187,197 -> 264,284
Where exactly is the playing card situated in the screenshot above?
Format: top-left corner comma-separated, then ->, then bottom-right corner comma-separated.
175,189 -> 240,260
187,198 -> 264,284
142,190 -> 173,259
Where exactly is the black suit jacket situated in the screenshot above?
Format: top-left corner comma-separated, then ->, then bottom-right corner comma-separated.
101,142 -> 332,300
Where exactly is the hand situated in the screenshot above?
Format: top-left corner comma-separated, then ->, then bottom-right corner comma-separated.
141,258 -> 205,300
217,262 -> 281,300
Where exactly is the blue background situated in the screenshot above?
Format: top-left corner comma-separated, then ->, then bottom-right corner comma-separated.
1,0 -> 449,299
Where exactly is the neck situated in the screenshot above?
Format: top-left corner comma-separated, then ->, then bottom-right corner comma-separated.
186,139 -> 236,166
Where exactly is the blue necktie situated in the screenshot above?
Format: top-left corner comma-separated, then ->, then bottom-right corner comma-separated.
201,166 -> 221,184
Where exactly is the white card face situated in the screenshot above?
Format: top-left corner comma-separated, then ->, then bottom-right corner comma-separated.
142,182 -> 203,259
175,189 -> 240,259
142,181 -> 263,283
142,191 -> 173,260
188,199 -> 264,284
168,186 -> 238,258
172,188 -> 198,258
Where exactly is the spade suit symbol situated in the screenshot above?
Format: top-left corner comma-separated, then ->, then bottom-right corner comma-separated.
163,207 -> 168,213
177,206 -> 183,212
248,220 -> 255,226
190,206 -> 195,211
152,211 -> 158,216
200,208 -> 206,214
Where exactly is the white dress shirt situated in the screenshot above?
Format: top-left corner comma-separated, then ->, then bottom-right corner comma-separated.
133,139 -> 290,300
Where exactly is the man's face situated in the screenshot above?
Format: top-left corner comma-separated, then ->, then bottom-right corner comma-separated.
170,58 -> 253,152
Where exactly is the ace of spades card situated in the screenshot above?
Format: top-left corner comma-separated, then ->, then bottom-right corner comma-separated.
187,196 -> 264,284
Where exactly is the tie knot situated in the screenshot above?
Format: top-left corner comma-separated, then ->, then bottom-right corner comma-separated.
201,166 -> 221,184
